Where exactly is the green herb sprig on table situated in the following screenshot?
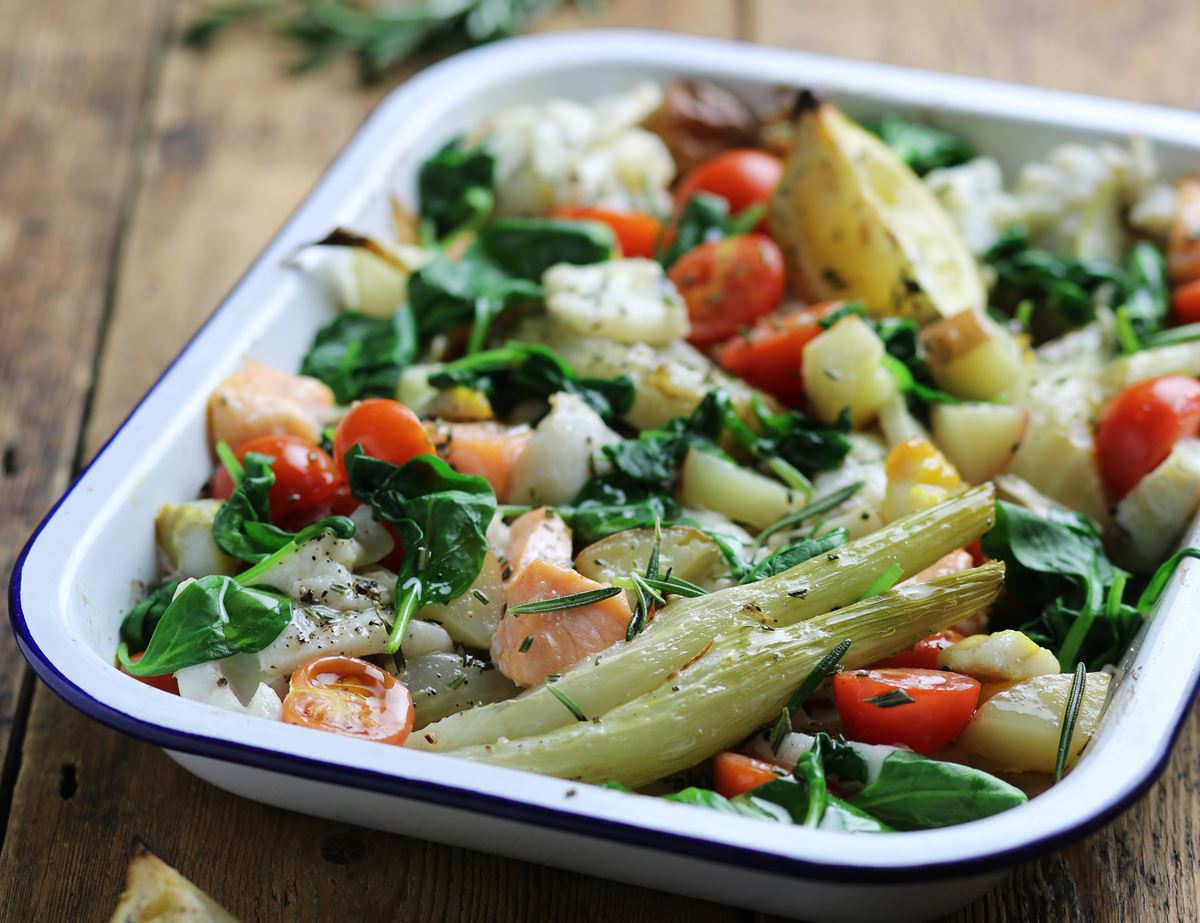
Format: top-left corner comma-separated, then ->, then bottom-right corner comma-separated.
184,1 -> 594,84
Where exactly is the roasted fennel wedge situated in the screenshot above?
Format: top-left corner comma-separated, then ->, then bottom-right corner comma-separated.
409,485 -> 995,752
445,562 -> 1004,787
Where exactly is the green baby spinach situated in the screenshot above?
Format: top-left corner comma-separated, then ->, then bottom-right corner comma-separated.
477,217 -> 617,281
344,446 -> 496,653
407,248 -> 542,354
118,579 -> 181,652
118,575 -> 292,677
299,305 -> 417,404
429,342 -> 634,423
844,748 -> 1027,830
418,137 -> 495,241
982,501 -> 1129,669
657,192 -> 764,268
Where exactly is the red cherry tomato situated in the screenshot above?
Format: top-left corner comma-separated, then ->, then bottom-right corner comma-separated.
670,235 -> 786,347
716,302 -> 842,406
283,655 -> 414,745
211,434 -> 341,521
673,149 -> 783,230
333,399 -> 435,480
122,652 -> 180,695
551,206 -> 662,259
1171,279 -> 1200,326
1095,375 -> 1200,499
833,668 -> 980,755
712,751 -> 785,799
870,630 -> 966,670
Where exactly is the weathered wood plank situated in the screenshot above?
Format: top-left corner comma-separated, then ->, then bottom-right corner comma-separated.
750,0 -> 1200,108
0,0 -> 166,821
3,0 -> 743,919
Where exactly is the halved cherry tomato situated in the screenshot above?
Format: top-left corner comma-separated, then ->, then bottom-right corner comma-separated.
673,149 -> 783,230
122,652 -> 179,695
669,234 -> 786,347
1171,279 -> 1200,326
833,668 -> 980,755
712,751 -> 784,799
1095,375 -> 1200,499
716,302 -> 841,406
870,630 -> 966,670
211,434 -> 340,521
551,206 -> 662,259
333,399 -> 435,480
283,654 -> 414,745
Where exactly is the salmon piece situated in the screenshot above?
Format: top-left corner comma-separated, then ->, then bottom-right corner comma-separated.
901,549 -> 974,586
506,507 -> 573,578
208,361 -> 333,449
429,421 -> 532,503
902,549 -> 985,634
492,560 -> 632,687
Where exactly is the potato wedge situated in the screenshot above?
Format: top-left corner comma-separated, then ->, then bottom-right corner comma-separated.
920,309 -> 1028,401
768,93 -> 984,323
957,671 -> 1111,774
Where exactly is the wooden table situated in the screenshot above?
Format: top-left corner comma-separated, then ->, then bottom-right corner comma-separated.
2,1 -> 1198,919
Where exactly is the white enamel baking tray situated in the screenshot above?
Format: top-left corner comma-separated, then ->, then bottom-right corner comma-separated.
12,30 -> 1200,922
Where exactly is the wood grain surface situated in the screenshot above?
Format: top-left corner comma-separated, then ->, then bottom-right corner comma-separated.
1,1 -> 1197,920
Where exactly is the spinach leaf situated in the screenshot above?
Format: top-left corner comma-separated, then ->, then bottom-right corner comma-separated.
212,452 -> 278,564
663,786 -> 782,820
865,114 -> 974,176
658,192 -> 763,267
984,227 -> 1123,341
561,486 -> 682,548
846,749 -> 1027,830
1114,242 -> 1171,353
119,579 -> 181,651
741,529 -> 847,584
345,447 -> 496,652
588,391 -> 728,499
477,218 -> 616,281
982,501 -> 1127,669
428,342 -> 634,422
664,781 -> 883,830
118,575 -> 292,677
417,137 -> 495,241
739,395 -> 853,476
212,452 -> 356,566
407,248 -> 542,353
299,305 -> 417,404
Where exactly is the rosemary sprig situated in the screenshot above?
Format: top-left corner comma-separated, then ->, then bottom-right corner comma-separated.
184,0 -> 592,84
1055,661 -> 1088,782
548,682 -> 587,722
786,639 -> 851,715
864,688 -> 915,708
757,481 -> 864,545
769,639 -> 852,754
508,586 -> 623,615
641,575 -> 708,598
625,520 -> 665,641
